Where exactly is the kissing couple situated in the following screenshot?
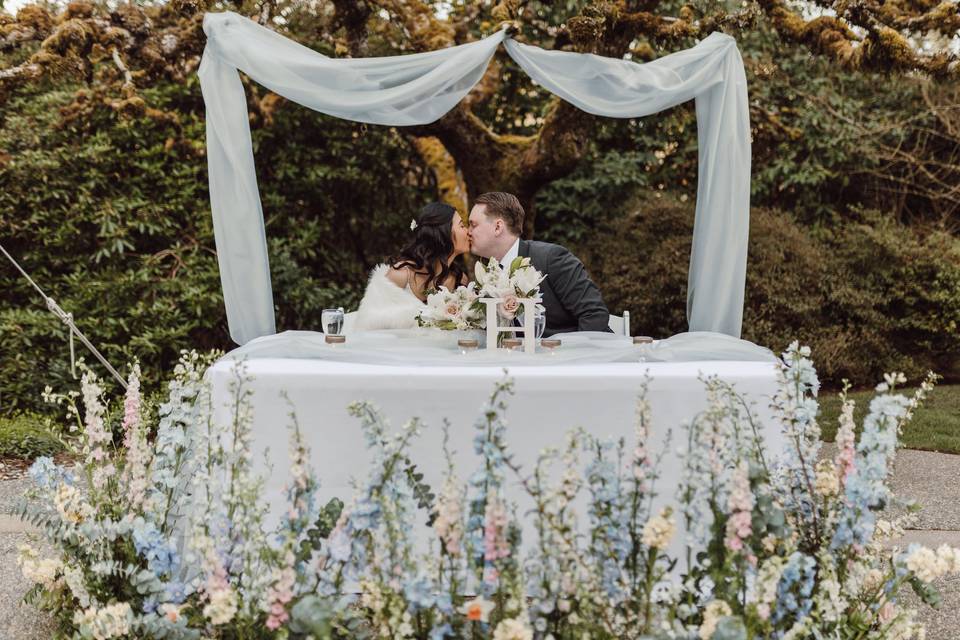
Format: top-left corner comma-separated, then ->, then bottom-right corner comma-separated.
351,192 -> 611,338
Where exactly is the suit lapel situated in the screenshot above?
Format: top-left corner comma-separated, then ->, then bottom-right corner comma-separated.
518,239 -> 530,259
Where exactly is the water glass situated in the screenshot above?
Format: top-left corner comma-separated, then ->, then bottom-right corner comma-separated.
322,308 -> 344,336
534,309 -> 546,342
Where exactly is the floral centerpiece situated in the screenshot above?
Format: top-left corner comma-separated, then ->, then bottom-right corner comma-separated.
474,257 -> 545,350
416,282 -> 485,331
473,256 -> 545,322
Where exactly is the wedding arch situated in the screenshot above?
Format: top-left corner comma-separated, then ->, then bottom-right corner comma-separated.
198,11 -> 751,346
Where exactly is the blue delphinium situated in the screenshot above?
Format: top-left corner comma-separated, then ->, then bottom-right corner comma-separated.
403,572 -> 436,611
772,551 -> 816,632
832,392 -> 909,550
465,380 -> 513,591
132,517 -> 180,576
584,436 -> 630,603
28,456 -> 73,490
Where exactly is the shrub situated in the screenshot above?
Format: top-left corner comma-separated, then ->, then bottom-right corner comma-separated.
565,191 -> 960,387
0,412 -> 62,458
0,77 -> 434,416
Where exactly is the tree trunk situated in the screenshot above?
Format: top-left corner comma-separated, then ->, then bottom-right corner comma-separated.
409,97 -> 595,238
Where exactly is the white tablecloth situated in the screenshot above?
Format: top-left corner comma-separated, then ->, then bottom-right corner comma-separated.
204,354 -> 785,563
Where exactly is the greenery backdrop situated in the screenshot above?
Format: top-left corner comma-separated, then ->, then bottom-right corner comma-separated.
1,0 -> 958,418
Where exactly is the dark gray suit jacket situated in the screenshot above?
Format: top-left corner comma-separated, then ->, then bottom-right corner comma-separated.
518,239 -> 611,337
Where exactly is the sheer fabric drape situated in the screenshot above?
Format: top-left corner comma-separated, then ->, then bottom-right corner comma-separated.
199,12 -> 751,345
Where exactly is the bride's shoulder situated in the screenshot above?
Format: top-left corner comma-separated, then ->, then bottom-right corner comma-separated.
371,263 -> 411,289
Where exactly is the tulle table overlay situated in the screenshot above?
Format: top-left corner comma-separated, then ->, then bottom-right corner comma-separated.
202,336 -> 784,564
214,329 -> 778,367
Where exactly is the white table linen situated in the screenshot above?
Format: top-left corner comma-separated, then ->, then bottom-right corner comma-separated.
204,348 -> 784,564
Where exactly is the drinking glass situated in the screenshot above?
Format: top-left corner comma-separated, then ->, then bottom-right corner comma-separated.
321,308 -> 344,336
534,309 -> 546,342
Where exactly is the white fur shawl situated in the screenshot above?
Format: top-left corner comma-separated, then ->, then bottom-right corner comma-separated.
351,264 -> 425,331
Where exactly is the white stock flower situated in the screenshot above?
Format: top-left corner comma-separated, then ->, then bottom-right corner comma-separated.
814,460 -> 840,497
641,507 -> 676,549
819,577 -> 844,622
905,546 -> 949,583
17,545 -> 62,589
493,618 -> 534,640
699,600 -> 732,640
203,587 -> 239,625
936,545 -> 960,573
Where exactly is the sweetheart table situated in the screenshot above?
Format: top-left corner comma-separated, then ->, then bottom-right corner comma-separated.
202,329 -> 786,562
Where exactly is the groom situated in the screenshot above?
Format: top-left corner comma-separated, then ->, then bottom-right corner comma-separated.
467,192 -> 612,337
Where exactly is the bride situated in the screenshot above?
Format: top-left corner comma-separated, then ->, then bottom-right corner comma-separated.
351,202 -> 471,331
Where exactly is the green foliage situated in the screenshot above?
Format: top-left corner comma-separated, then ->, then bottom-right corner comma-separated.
587,23 -> 955,227
534,149 -> 654,246
0,411 -> 63,458
0,71 -> 434,416
564,189 -> 960,388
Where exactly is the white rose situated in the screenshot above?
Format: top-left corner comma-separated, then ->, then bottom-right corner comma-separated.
512,266 -> 545,296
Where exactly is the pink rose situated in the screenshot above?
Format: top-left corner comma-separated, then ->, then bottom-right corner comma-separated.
445,303 -> 460,317
499,295 -> 519,319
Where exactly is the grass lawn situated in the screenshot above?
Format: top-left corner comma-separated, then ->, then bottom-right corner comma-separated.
819,384 -> 960,454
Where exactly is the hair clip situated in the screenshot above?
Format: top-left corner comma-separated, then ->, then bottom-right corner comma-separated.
410,219 -> 418,230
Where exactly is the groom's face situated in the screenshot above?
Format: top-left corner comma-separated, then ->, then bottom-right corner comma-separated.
468,204 -> 501,258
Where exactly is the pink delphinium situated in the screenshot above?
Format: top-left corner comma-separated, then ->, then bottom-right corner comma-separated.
265,552 -> 296,630
120,364 -> 150,509
484,497 -> 510,563
80,371 -> 115,491
434,476 -> 464,556
834,396 -> 857,486
724,461 -> 754,553
483,496 -> 510,586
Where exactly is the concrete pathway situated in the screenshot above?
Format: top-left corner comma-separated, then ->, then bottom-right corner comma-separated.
1,450 -> 959,638
877,448 -> 960,638
0,474 -> 57,639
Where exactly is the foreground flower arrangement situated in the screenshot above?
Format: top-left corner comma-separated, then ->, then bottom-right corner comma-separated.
417,257 -> 545,331
15,344 -> 954,639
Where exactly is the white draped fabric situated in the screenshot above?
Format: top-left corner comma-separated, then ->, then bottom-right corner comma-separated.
199,11 -> 752,345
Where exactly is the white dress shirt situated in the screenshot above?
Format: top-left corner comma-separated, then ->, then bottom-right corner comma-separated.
499,237 -> 521,270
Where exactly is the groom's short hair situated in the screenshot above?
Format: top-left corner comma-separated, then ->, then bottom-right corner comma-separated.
475,192 -> 524,236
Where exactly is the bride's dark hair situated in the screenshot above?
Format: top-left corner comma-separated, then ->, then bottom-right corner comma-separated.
389,202 -> 466,292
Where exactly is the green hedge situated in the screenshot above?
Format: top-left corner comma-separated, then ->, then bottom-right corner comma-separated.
0,412 -> 63,458
1,76 -> 434,416
553,190 -> 960,387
